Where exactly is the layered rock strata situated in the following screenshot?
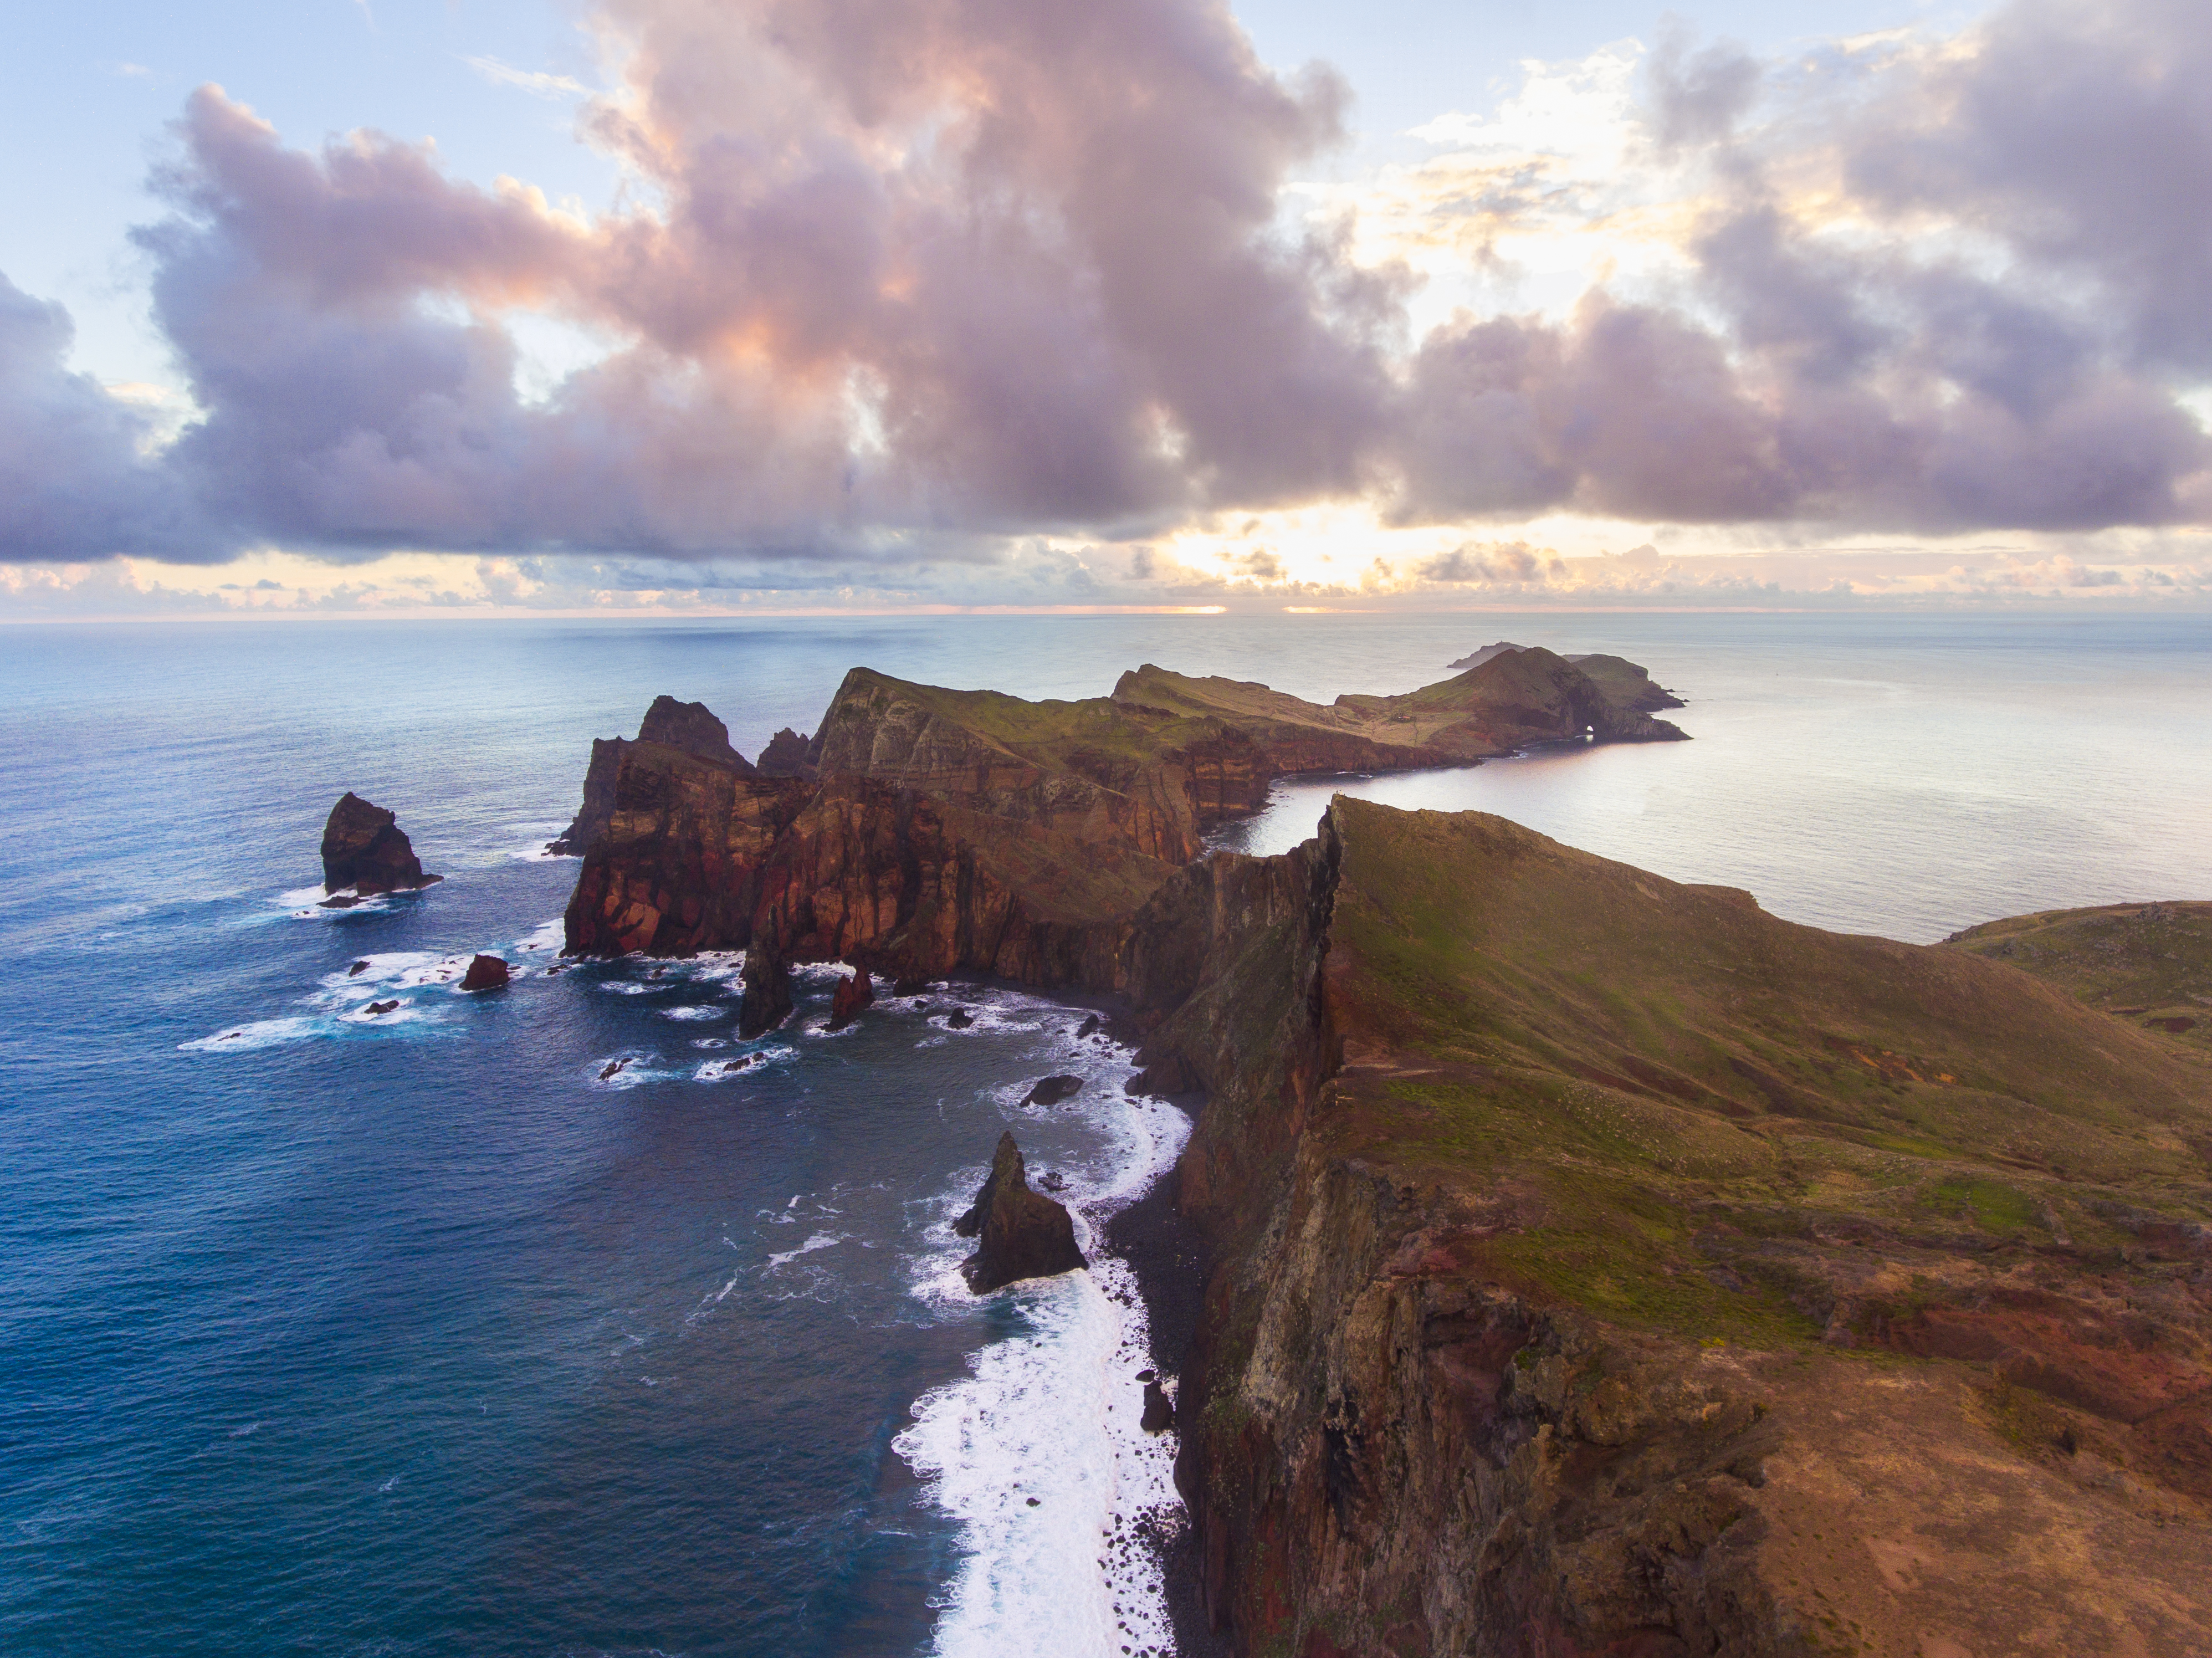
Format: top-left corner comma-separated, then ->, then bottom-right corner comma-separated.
554,648 -> 2212,1646
320,792 -> 441,897
548,694 -> 757,856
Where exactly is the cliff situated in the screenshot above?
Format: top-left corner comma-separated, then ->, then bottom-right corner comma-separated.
547,694 -> 756,856
1137,801 -> 2212,1656
562,652 -> 1684,985
551,651 -> 2212,1649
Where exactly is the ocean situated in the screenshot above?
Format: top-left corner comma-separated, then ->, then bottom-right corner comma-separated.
2,610 -> 2206,1656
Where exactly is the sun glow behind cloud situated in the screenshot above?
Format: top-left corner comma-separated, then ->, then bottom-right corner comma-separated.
4,0 -> 2212,613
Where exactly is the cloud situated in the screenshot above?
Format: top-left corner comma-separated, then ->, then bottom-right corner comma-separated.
463,57 -> 593,99
7,0 -> 2212,580
0,271 -> 212,560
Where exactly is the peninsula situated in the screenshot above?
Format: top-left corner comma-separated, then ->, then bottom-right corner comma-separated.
554,652 -> 2212,1655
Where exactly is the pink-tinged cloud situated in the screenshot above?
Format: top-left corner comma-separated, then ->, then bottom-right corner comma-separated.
2,0 -> 2211,566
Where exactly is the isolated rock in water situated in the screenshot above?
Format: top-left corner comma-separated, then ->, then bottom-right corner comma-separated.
945,1008 -> 974,1029
598,1058 -> 629,1081
1141,1378 -> 1176,1435
348,959 -> 371,976
738,946 -> 794,1038
1075,1014 -> 1102,1039
321,794 -> 441,895
459,954 -> 510,991
364,999 -> 399,1016
1022,1074 -> 1083,1108
756,726 -> 822,779
955,1133 -> 1086,1293
827,965 -> 874,1029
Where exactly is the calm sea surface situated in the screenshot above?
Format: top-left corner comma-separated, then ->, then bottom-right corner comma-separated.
2,611 -> 2206,1656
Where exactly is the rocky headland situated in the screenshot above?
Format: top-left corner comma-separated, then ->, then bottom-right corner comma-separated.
320,792 -> 441,902
547,694 -> 756,857
551,653 -> 2212,1653
559,647 -> 1683,1011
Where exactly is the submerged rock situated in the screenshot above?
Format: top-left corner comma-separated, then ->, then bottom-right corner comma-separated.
954,1132 -> 1086,1293
827,965 -> 874,1030
320,793 -> 441,897
459,954 -> 510,992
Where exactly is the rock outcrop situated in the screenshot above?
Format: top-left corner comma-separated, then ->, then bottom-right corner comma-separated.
458,954 -> 510,991
955,1132 -> 1088,1292
827,965 -> 874,1029
547,694 -> 758,856
320,793 -> 441,897
756,726 -> 821,778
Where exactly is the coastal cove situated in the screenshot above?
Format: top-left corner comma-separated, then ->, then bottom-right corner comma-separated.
4,612 -> 2210,1656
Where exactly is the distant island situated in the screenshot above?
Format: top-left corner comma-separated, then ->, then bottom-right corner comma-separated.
549,647 -> 2212,1654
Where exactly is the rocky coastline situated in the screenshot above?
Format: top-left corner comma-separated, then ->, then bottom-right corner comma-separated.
549,651 -> 2212,1655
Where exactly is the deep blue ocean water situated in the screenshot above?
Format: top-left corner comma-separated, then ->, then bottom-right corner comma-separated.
2,611 -> 2206,1656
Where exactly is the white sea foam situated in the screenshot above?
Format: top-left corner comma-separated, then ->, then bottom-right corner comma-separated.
663,1005 -> 725,1021
503,821 -> 575,862
895,1014 -> 1192,1658
182,1016 -> 324,1052
514,918 -> 564,953
589,1054 -> 677,1088
766,1231 -> 846,1270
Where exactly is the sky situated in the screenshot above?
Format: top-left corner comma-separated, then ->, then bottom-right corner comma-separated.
4,0 -> 2209,618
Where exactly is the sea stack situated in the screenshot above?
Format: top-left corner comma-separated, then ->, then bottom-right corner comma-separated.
827,965 -> 874,1029
954,1132 -> 1086,1293
320,794 -> 441,898
458,954 -> 510,991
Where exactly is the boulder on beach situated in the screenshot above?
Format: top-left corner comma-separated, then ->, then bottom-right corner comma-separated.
827,965 -> 874,1030
321,793 -> 441,897
954,1132 -> 1086,1293
459,954 -> 510,992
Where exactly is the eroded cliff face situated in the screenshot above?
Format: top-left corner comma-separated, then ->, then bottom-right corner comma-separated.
1141,801 -> 2212,1658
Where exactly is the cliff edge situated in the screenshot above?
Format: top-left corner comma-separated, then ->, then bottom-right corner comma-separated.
1134,800 -> 2212,1655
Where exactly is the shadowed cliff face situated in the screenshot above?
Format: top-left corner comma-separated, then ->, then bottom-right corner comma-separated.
1141,801 -> 2212,1657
